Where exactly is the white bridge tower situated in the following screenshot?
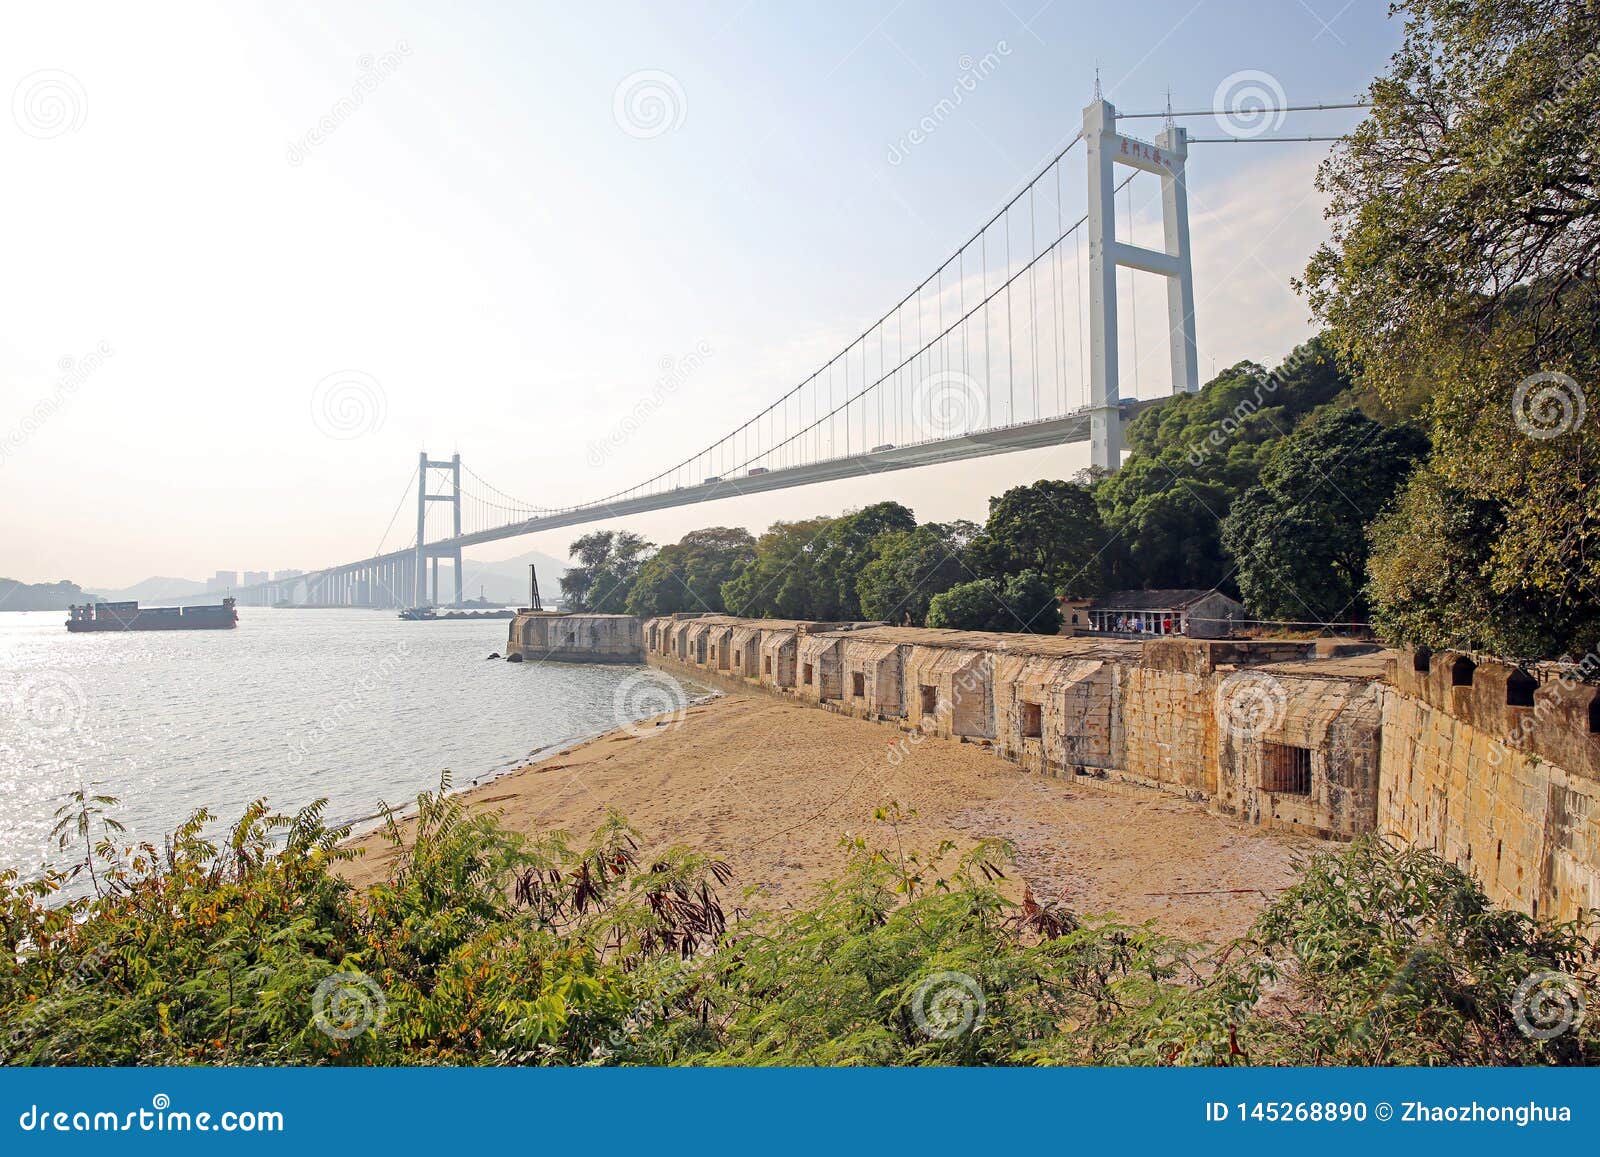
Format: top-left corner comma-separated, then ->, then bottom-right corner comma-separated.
1084,97 -> 1200,472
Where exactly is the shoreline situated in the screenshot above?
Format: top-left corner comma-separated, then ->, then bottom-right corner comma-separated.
340,689 -> 1327,942
333,674 -> 724,836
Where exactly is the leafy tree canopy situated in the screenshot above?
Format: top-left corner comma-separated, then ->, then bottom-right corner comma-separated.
925,570 -> 1063,634
559,530 -> 653,613
719,517 -> 836,619
809,501 -> 918,620
1303,0 -> 1600,659
967,481 -> 1109,599
855,523 -> 973,626
1093,339 -> 1353,591
1222,408 -> 1427,624
625,527 -> 756,619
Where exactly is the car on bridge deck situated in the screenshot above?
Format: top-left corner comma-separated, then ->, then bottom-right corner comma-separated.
747,467 -> 768,477
703,476 -> 721,484
871,443 -> 894,453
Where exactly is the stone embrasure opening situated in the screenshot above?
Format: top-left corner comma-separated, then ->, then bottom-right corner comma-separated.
1451,656 -> 1476,687
1506,670 -> 1537,708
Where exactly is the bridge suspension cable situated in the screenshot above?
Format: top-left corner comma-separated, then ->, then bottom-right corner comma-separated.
577,130 -> 1135,512
372,462 -> 419,556
1114,100 -> 1370,120
457,462 -> 558,536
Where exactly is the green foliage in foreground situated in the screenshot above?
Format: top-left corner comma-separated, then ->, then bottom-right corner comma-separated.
3,788 -> 1595,1066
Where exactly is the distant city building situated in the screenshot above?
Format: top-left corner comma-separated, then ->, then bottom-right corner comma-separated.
272,569 -> 304,581
243,571 -> 269,586
208,570 -> 239,592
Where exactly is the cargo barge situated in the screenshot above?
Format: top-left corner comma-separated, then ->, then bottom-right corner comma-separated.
66,598 -> 238,632
398,605 -> 517,621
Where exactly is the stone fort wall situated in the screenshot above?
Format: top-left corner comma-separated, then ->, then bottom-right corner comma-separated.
641,614 -> 1600,919
505,612 -> 642,663
1379,651 -> 1600,923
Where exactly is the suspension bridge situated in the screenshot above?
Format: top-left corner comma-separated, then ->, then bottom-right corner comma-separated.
236,94 -> 1362,610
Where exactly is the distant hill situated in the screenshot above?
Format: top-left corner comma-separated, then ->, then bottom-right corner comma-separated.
459,549 -> 571,607
0,578 -> 88,612
85,575 -> 210,603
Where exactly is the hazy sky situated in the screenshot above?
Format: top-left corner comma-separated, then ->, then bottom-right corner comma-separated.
0,2 -> 1401,589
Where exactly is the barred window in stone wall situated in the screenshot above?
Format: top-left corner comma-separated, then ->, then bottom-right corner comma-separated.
1261,742 -> 1312,795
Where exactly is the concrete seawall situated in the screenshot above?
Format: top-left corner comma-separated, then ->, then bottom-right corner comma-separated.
505,611 -> 642,663
643,613 -> 1600,921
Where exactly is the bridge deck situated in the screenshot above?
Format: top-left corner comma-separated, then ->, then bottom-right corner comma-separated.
235,399 -> 1160,598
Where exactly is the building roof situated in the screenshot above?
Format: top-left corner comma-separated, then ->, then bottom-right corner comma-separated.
1088,589 -> 1242,612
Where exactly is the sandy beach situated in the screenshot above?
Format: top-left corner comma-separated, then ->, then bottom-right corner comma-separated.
342,690 -> 1328,943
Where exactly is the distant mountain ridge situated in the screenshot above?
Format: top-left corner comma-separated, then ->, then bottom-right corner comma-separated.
458,549 -> 570,607
85,576 -> 210,603
0,578 -> 88,612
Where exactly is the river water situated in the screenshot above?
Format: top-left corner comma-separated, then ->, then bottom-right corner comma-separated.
0,607 -> 682,886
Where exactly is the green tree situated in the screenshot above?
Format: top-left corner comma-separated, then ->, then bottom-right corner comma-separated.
1093,342 -> 1353,590
719,517 -> 835,619
967,481 -> 1108,599
625,527 -> 756,618
1302,0 -> 1600,658
809,501 -> 917,620
559,530 -> 653,613
855,522 -> 973,625
1365,465 -> 1556,656
925,570 -> 1062,634
1221,408 -> 1426,624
